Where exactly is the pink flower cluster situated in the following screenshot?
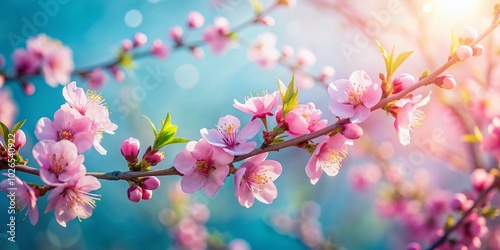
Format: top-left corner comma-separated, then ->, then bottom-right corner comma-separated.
455,26 -> 484,61
35,81 -> 117,155
12,34 -> 74,88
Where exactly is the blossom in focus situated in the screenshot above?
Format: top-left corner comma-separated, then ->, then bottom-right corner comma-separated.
45,172 -> 101,227
247,32 -> 280,68
121,137 -> 141,164
305,134 -> 350,185
62,81 -> 118,154
201,115 -> 260,155
32,140 -> 85,186
173,139 -> 233,196
233,91 -> 280,120
35,108 -> 94,153
0,90 -> 17,128
234,152 -> 282,207
392,73 -> 415,94
277,103 -> 327,137
328,70 -> 382,123
203,17 -> 232,54
391,92 -> 431,146
0,176 -> 39,225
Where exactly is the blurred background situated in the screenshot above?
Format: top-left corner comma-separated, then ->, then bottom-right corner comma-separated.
0,0 -> 499,249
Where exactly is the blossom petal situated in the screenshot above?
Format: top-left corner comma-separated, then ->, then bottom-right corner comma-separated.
329,101 -> 354,119
362,84 -> 382,108
204,165 -> 229,197
238,119 -> 261,142
349,70 -> 372,87
181,173 -> 207,194
350,106 -> 371,123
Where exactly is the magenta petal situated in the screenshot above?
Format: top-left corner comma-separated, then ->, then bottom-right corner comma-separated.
253,182 -> 278,204
350,106 -> 371,123
233,167 -> 247,195
173,151 -> 196,174
200,128 -> 226,147
238,119 -> 261,142
181,172 -> 207,194
204,165 -> 229,197
328,101 -> 354,119
237,183 -> 255,208
35,118 -> 58,141
362,84 -> 382,108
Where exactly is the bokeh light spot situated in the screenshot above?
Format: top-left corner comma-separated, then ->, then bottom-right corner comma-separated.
175,64 -> 199,89
125,9 -> 143,28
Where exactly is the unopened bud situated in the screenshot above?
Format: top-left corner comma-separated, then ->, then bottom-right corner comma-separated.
151,39 -> 170,59
121,39 -> 133,52
392,73 -> 415,94
456,45 -> 473,61
259,16 -> 275,26
133,32 -> 148,47
472,44 -> 484,57
169,26 -> 183,44
127,185 -> 143,203
140,176 -> 161,190
14,130 -> 26,150
22,82 -> 35,96
319,66 -> 335,83
141,189 -> 153,200
187,11 -> 205,28
435,74 -> 457,90
121,137 -> 140,164
341,123 -> 363,140
142,146 -> 165,166
458,26 -> 478,45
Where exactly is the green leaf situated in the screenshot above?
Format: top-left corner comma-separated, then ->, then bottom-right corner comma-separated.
375,40 -> 389,67
152,113 -> 189,150
10,119 -> 26,135
420,70 -> 430,79
143,115 -> 157,137
450,27 -> 459,57
0,121 -> 9,145
392,51 -> 413,74
248,0 -> 262,14
278,76 -> 299,118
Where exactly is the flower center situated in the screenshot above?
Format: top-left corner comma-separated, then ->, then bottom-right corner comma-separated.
218,123 -> 238,146
63,188 -> 100,216
60,130 -> 73,141
345,83 -> 366,106
317,147 -> 347,172
196,160 -> 211,174
410,109 -> 425,131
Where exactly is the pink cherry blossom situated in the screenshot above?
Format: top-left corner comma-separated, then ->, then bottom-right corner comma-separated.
348,163 -> 381,191
35,108 -> 94,153
0,90 -> 17,128
233,91 -> 279,120
456,45 -> 473,61
62,81 -> 118,154
32,140 -> 85,186
203,17 -> 232,54
169,26 -> 183,44
470,168 -> 495,193
277,102 -> 327,137
234,152 -> 282,208
341,123 -> 363,140
26,34 -> 52,58
140,176 -> 161,190
151,39 -> 170,59
392,92 -> 431,146
87,68 -> 107,90
121,137 -> 140,163
481,117 -> 500,161
45,173 -> 101,227
248,33 -> 280,68
296,48 -> 316,68
173,139 -> 233,197
305,134 -> 350,185
12,49 -> 40,76
187,11 -> 205,28
142,146 -> 165,166
0,176 -> 39,225
201,115 -> 260,155
319,66 -> 335,83
22,82 -> 36,96
133,32 -> 148,47
14,129 -> 26,149
173,217 -> 208,250
41,45 -> 74,87
328,70 -> 382,123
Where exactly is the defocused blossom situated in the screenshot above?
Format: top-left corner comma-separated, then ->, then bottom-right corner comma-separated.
203,17 -> 232,54
187,11 -> 205,28
0,90 -> 17,128
0,176 -> 39,225
248,33 -> 280,68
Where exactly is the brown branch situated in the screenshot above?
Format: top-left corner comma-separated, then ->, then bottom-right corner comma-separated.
426,176 -> 500,250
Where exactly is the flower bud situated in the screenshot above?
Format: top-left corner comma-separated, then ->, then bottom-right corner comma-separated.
341,123 -> 363,140
319,66 -> 335,83
151,39 -> 169,59
191,47 -> 204,60
450,193 -> 468,211
456,45 -> 473,61
140,176 -> 161,190
187,11 -> 205,28
127,184 -> 143,202
87,68 -> 107,90
142,146 -> 164,166
259,16 -> 275,26
22,82 -> 35,96
406,242 -> 421,250
296,48 -> 316,68
458,25 -> 478,45
471,168 -> 494,193
121,39 -> 133,52
121,137 -> 140,164
169,26 -> 183,44
110,66 -> 125,82
14,130 -> 26,150
434,74 -> 457,90
133,32 -> 148,47
392,73 -> 415,94
472,44 -> 484,57
281,45 -> 294,60
141,189 -> 153,200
